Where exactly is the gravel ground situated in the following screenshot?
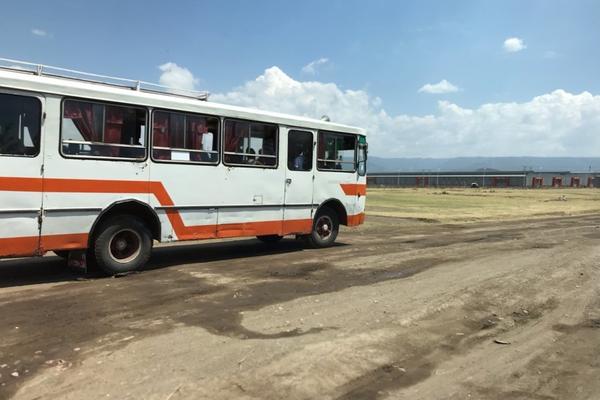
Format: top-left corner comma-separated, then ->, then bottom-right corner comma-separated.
1,214 -> 599,399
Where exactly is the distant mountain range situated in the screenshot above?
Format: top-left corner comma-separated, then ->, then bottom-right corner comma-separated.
368,157 -> 600,173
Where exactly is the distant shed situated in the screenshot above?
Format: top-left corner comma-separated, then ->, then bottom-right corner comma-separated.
525,171 -> 599,188
368,170 -> 600,188
368,171 -> 527,188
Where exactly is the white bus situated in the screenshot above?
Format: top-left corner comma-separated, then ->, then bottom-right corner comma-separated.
0,59 -> 367,274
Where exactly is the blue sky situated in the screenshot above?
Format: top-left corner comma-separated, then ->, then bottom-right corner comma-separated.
2,0 -> 600,157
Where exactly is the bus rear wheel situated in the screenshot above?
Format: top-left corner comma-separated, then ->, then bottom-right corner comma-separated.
93,215 -> 152,275
306,207 -> 339,248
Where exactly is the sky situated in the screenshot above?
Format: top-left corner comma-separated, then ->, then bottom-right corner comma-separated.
1,0 -> 600,158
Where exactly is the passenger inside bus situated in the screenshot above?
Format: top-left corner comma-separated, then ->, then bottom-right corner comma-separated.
188,117 -> 216,162
152,111 -> 219,163
288,130 -> 313,171
62,100 -> 145,159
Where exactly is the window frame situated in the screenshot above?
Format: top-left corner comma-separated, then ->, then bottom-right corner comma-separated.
287,129 -> 314,172
316,130 -> 358,173
0,90 -> 43,158
150,108 -> 221,166
59,97 -> 149,162
222,117 -> 279,169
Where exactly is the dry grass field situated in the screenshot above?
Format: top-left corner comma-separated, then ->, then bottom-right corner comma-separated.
367,187 -> 600,223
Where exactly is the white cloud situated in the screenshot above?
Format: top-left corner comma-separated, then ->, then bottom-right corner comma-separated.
503,37 -> 526,53
212,66 -> 600,158
301,58 -> 329,75
158,62 -> 199,90
418,79 -> 460,94
31,28 -> 47,37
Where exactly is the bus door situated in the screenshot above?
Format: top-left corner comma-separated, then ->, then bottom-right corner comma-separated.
218,119 -> 284,238
0,91 -> 45,257
283,128 -> 315,234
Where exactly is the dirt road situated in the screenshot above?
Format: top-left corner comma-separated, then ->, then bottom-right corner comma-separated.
1,215 -> 599,399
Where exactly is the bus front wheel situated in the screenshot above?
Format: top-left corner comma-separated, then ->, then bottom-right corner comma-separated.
93,215 -> 152,275
306,207 -> 339,248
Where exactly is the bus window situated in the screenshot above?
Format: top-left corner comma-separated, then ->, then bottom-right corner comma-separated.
152,110 -> 219,164
317,131 -> 356,172
288,130 -> 313,171
224,119 -> 278,167
0,93 -> 41,157
61,99 -> 146,160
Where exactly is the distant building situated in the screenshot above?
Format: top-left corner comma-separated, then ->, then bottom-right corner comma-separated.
367,170 -> 600,188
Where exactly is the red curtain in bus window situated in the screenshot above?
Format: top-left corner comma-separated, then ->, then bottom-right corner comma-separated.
152,112 -> 171,160
103,106 -> 124,156
188,116 -> 206,162
224,122 -> 240,152
104,107 -> 124,144
63,101 -> 99,142
317,133 -> 326,160
188,116 -> 206,150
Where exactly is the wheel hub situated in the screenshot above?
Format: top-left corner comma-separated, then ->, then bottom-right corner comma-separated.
108,229 -> 142,264
316,216 -> 333,240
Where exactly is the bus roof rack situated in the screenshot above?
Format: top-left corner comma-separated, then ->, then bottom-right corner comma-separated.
0,57 -> 209,101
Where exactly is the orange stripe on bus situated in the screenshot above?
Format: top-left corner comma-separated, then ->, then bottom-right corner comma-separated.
0,215 -> 361,257
0,177 -> 43,192
0,236 -> 39,257
0,233 -> 89,257
0,220 -> 314,257
283,218 -> 313,234
340,183 -> 366,196
215,218 -> 312,238
0,177 -> 364,254
43,178 -> 153,194
347,212 -> 365,226
40,233 -> 89,251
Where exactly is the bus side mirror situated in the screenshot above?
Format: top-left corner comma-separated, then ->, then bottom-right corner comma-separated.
359,143 -> 368,159
357,144 -> 367,175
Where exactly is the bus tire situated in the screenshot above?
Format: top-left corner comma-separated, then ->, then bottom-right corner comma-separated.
257,235 -> 283,244
93,215 -> 152,275
307,207 -> 339,248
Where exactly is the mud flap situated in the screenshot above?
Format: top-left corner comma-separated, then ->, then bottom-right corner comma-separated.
67,250 -> 87,273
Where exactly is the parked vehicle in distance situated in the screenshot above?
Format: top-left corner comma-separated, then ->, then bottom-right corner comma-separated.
0,59 -> 367,275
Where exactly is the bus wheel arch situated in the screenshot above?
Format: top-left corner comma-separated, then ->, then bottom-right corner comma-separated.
88,200 -> 161,248
315,199 -> 348,226
86,200 -> 160,274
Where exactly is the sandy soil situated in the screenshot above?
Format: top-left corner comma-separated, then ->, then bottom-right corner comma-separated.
0,215 -> 599,399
